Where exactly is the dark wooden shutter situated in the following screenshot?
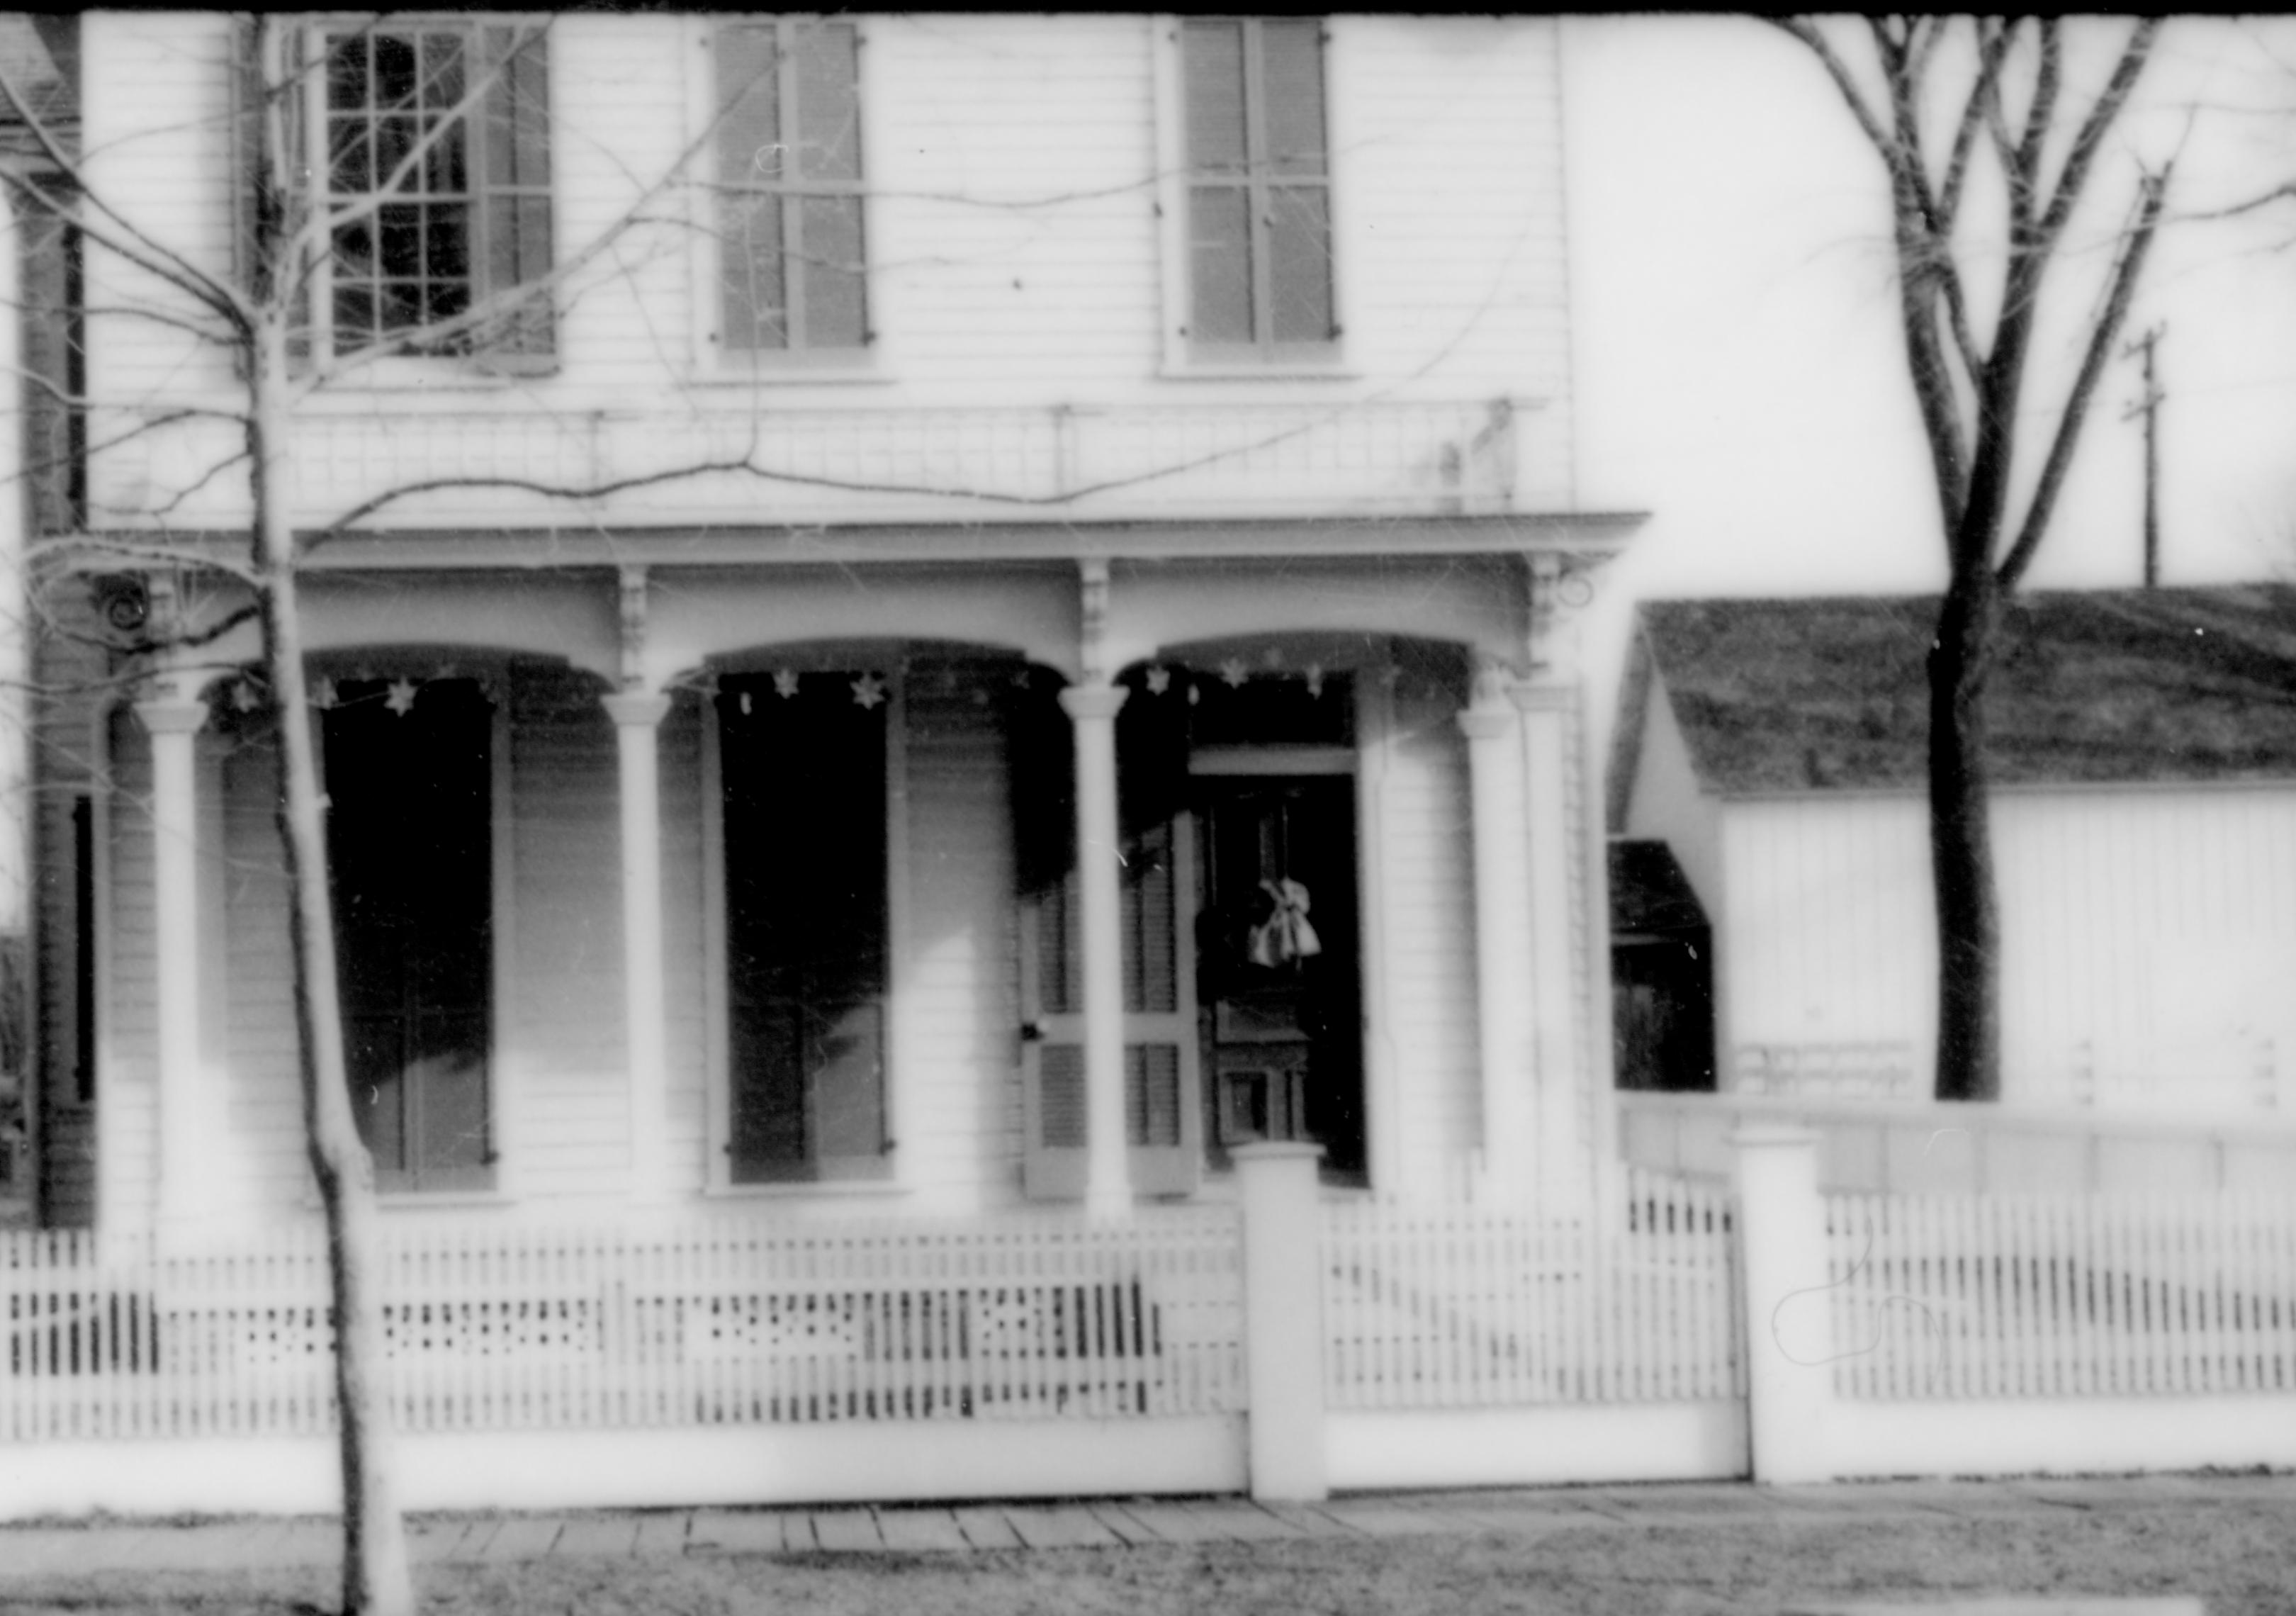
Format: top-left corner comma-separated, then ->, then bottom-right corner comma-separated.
476,23 -> 553,371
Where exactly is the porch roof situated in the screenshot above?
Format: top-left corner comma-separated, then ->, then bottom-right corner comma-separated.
1631,585 -> 2296,795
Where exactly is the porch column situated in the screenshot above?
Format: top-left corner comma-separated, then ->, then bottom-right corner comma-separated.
1513,678 -> 1592,1216
603,690 -> 673,1203
1458,677 -> 1536,1206
136,686 -> 210,1235
1059,681 -> 1130,1218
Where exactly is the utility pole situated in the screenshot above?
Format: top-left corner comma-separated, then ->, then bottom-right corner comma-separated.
2123,324 -> 2163,588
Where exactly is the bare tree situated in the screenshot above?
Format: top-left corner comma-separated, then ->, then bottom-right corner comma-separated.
1776,17 -> 2171,1101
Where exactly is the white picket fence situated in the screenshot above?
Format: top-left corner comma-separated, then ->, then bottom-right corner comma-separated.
1322,1172 -> 1741,1409
1,1210 -> 1246,1443
1825,1191 -> 2296,1401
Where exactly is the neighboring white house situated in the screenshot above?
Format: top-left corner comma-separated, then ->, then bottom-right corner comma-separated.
23,12 -> 1639,1242
1610,587 -> 2296,1111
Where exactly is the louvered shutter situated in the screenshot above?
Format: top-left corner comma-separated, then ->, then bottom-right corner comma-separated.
475,23 -> 554,371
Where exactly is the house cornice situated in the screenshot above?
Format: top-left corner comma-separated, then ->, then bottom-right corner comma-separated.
74,510 -> 1650,571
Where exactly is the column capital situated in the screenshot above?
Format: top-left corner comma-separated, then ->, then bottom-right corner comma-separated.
134,693 -> 210,736
1058,682 -> 1128,724
602,690 -> 673,730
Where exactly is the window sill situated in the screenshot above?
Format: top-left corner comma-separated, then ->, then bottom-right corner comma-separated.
301,1186 -> 513,1212
684,364 -> 895,390
704,1178 -> 911,1201
1159,361 -> 1360,383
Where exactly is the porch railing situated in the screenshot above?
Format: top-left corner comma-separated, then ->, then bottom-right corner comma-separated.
1,1209 -> 1246,1442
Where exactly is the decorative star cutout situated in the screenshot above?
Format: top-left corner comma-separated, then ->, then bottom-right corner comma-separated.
310,677 -> 339,711
1305,663 -> 1325,699
1261,646 -> 1284,668
385,678 -> 419,717
1187,683 -> 1201,707
231,680 -> 261,712
1144,666 -> 1171,695
850,671 -> 887,710
1220,658 -> 1249,689
772,668 -> 801,700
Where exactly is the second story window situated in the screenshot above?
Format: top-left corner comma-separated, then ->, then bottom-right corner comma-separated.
712,18 -> 869,361
1181,17 -> 1336,362
259,21 -> 555,371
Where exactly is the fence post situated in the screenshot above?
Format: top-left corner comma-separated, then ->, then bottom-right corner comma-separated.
1732,1124 -> 1835,1483
1234,1140 -> 1327,1501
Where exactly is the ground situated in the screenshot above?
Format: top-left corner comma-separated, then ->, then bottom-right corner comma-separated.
0,1481 -> 2281,1616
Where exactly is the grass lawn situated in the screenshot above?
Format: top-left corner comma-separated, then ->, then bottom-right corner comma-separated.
0,1498 -> 2280,1616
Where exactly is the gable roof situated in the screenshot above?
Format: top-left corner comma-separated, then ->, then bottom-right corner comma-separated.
1628,585 -> 2296,797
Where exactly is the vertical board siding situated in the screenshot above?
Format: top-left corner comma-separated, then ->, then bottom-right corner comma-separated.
0,1211 -> 1243,1440
218,730 -> 305,1218
658,694 -> 711,1197
1828,1190 -> 2296,1401
1322,1172 -> 1740,1408
1721,787 -> 2296,1106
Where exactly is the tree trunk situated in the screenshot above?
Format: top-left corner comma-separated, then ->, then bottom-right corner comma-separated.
1927,573 -> 2003,1103
249,320 -> 415,1616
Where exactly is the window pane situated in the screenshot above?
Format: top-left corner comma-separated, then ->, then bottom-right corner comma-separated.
371,35 -> 418,114
1268,185 -> 1332,343
1261,20 -> 1327,177
427,201 -> 471,283
1188,186 -> 1253,343
799,194 -> 866,348
792,22 -> 860,184
719,191 -> 786,349
1183,20 -> 1248,174
420,31 -> 466,111
716,24 -> 782,186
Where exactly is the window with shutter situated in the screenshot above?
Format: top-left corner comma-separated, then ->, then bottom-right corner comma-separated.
242,20 -> 554,372
711,18 -> 870,363
1177,17 -> 1336,364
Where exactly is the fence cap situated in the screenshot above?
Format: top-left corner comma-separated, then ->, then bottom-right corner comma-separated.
1727,1123 -> 1821,1149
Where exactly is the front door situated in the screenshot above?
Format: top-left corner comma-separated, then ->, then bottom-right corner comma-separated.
1197,775 -> 1363,1179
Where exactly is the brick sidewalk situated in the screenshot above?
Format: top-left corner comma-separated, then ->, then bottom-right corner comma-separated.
1,1474 -> 2290,1581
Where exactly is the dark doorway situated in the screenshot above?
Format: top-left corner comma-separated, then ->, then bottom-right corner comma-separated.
323,678 -> 495,1191
718,672 -> 890,1183
1197,775 -> 1363,1179
1609,839 -> 1716,1092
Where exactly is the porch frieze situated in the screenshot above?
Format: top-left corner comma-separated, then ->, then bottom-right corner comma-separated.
601,690 -> 673,729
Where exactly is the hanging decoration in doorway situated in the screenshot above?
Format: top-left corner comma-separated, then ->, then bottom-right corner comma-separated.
1248,877 -> 1322,969
1219,657 -> 1249,689
310,677 -> 339,710
384,678 -> 420,717
1144,665 -> 1171,695
850,671 -> 887,709
772,668 -> 800,700
1304,663 -> 1325,699
230,679 -> 262,713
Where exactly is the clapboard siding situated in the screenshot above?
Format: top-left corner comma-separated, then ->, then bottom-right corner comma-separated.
100,706 -> 159,1234
894,669 -> 1025,1211
77,13 -> 1576,529
1379,675 -> 1482,1196
217,727 -> 305,1218
505,665 -> 629,1202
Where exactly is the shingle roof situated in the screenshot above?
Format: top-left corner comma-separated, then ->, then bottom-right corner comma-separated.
1633,585 -> 2296,795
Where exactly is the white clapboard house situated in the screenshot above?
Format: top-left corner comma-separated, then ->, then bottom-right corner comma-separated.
20,11 -> 1638,1244
1610,587 -> 2296,1111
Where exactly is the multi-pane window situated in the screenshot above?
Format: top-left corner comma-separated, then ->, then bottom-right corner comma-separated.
271,21 -> 553,366
1181,17 -> 1336,359
713,18 -> 869,359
